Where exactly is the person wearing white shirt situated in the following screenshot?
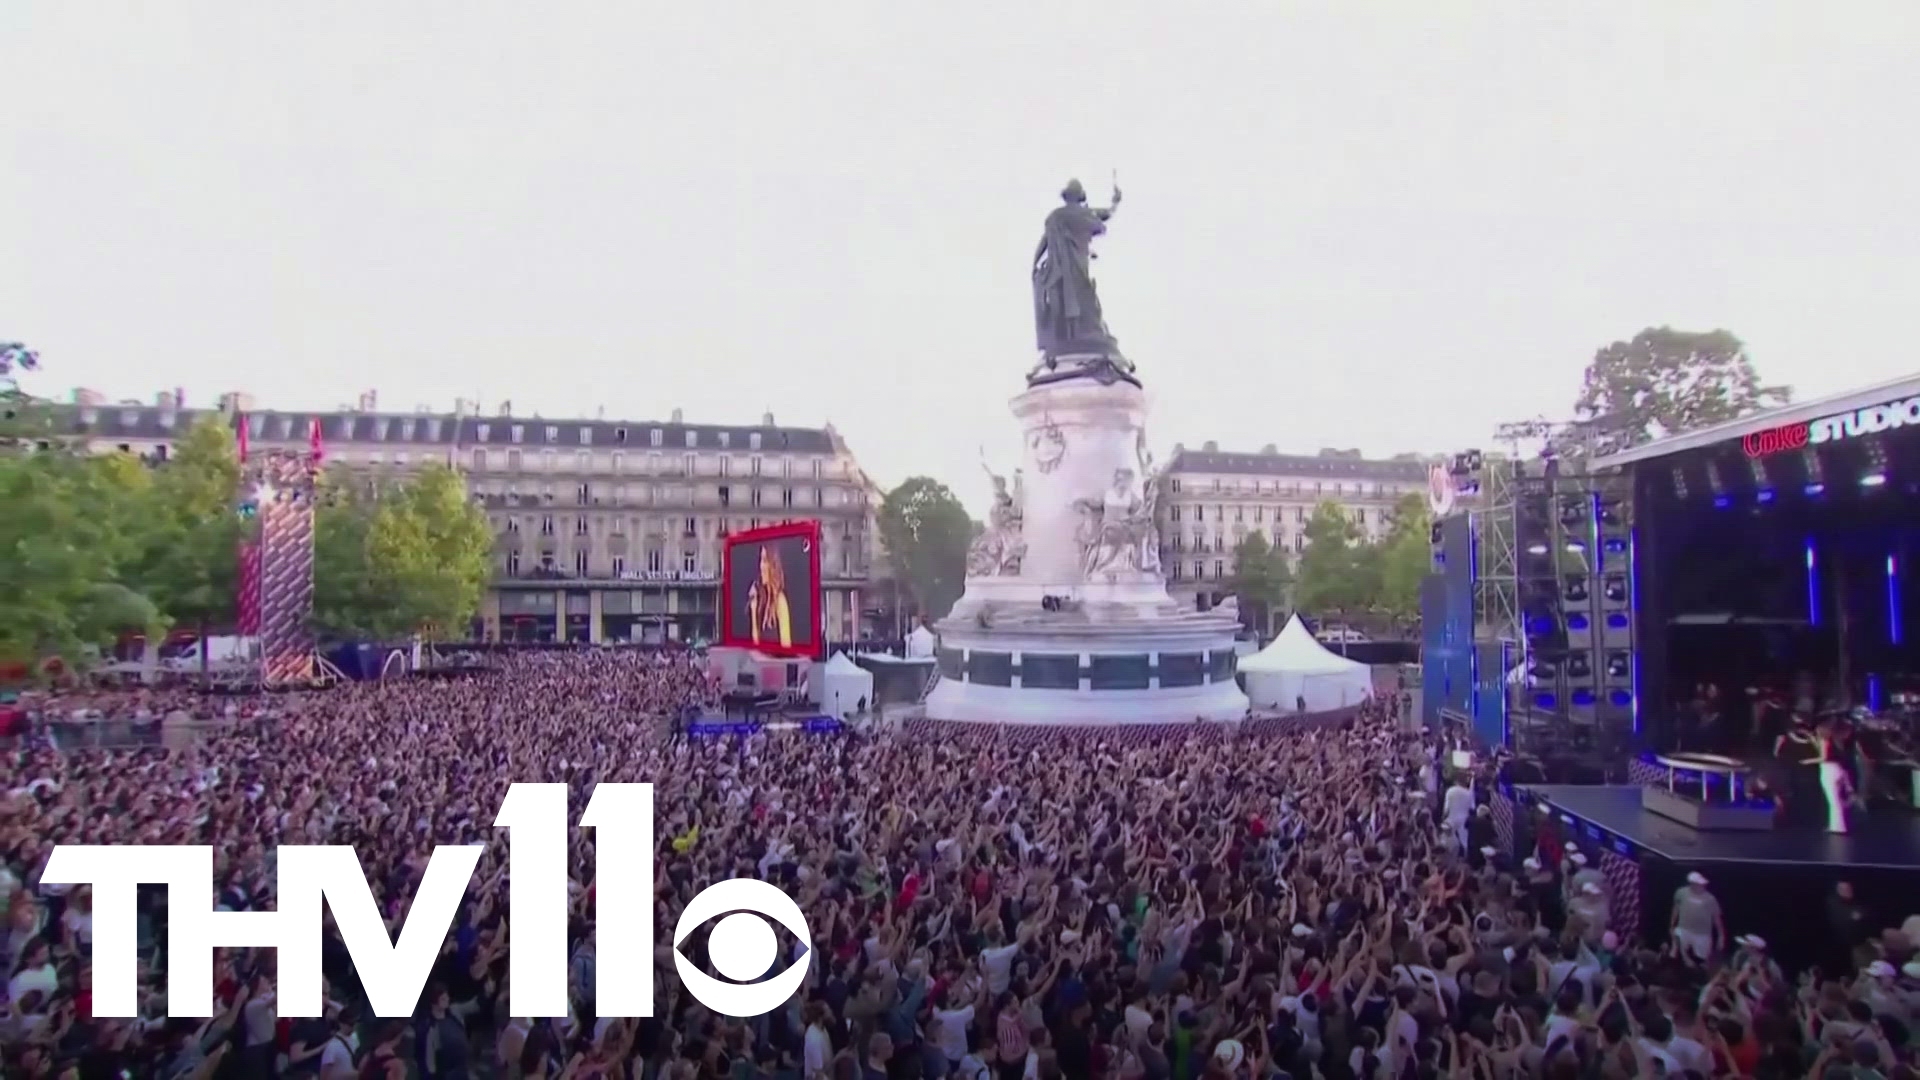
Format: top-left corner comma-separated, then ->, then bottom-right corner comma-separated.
802,1003 -> 835,1079
1442,775 -> 1474,852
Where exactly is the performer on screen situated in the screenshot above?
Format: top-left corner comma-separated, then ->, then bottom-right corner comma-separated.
748,545 -> 793,648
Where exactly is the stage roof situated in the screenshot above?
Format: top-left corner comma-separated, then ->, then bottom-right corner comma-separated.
1588,371 -> 1920,471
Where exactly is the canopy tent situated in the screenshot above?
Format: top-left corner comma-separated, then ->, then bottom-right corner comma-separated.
905,625 -> 936,659
1238,616 -> 1374,712
816,652 -> 875,719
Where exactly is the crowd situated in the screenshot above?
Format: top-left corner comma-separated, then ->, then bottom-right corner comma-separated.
2,650 -> 1918,1079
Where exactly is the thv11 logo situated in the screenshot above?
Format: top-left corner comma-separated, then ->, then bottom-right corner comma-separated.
45,783 -> 810,1019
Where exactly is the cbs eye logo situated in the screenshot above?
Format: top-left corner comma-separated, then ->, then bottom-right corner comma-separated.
673,878 -> 812,1016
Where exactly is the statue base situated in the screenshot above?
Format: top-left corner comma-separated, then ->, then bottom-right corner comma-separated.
1028,350 -> 1140,389
926,372 -> 1247,726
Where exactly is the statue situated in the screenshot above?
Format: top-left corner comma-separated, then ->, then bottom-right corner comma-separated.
1074,466 -> 1159,579
1134,433 -> 1165,574
966,456 -> 1027,577
1032,178 -> 1136,377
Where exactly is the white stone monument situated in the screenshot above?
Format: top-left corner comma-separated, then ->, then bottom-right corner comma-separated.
927,373 -> 1248,723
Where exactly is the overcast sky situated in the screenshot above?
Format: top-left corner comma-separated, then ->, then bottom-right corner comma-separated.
5,3 -> 1917,513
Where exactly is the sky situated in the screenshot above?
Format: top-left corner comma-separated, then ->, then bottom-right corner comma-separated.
5,3 -> 1918,514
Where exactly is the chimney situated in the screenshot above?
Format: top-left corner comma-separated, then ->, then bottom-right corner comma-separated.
670,407 -> 684,424
1202,440 -> 1218,452
499,400 -> 512,417
72,387 -> 105,406
761,411 -> 775,427
357,390 -> 378,413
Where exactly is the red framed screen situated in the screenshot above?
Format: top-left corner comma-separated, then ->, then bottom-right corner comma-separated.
720,520 -> 824,658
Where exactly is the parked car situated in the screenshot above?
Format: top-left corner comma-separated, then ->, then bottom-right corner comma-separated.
1314,626 -> 1371,645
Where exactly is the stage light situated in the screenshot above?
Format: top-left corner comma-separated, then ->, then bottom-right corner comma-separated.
1603,537 -> 1628,556
1566,654 -> 1592,679
1805,482 -> 1826,496
1605,652 -> 1630,679
1558,497 -> 1587,527
1566,613 -> 1589,632
1891,554 -> 1904,645
1807,539 -> 1820,627
1526,542 -> 1548,556
1608,689 -> 1632,707
1671,466 -> 1690,499
1562,577 -> 1588,603
1605,612 -> 1629,630
1757,488 -> 1776,504
1602,576 -> 1628,604
1713,495 -> 1732,509
1572,689 -> 1596,706
1862,473 -> 1888,488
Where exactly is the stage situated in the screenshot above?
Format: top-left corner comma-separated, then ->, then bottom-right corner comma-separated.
1503,782 -> 1920,973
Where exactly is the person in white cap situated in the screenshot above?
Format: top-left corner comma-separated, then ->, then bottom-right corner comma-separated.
1568,879 -> 1610,944
1670,871 -> 1724,964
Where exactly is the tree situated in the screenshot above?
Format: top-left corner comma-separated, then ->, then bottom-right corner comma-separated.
122,418 -> 243,668
1293,500 -> 1379,618
1573,327 -> 1791,457
0,341 -> 48,447
312,465 -> 494,639
876,477 -> 972,622
0,452 -> 164,673
1375,493 -> 1431,627
1225,531 -> 1292,634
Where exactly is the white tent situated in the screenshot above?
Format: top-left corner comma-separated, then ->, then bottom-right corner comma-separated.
1238,616 -> 1375,712
817,652 -> 875,719
905,625 -> 936,659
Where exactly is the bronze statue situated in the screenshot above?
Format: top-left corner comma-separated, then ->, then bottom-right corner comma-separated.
1033,178 -> 1130,366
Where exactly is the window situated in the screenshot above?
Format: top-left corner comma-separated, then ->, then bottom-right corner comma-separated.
1234,506 -> 1244,523
507,449 -> 523,471
749,432 -> 762,450
1355,508 -> 1367,525
1253,506 -> 1263,523
841,547 -> 851,575
718,485 -> 731,507
781,488 -> 794,508
718,431 -> 730,448
751,487 -> 763,508
683,453 -> 695,474
682,551 -> 697,574
1215,559 -> 1225,580
1171,478 -> 1181,493
1295,506 -> 1305,523
576,451 -> 590,472
579,427 -> 592,445
647,452 -> 661,474
615,427 -> 628,444
781,457 -> 792,479
1171,534 -> 1183,552
684,430 -> 697,448
611,451 -> 624,473
540,515 -> 555,536
1193,561 -> 1205,580
1294,534 -> 1305,553
611,555 -> 626,577
506,517 -> 521,533
684,517 -> 697,536
541,425 -> 556,442
576,483 -> 591,505
506,551 -> 521,575
812,459 -> 823,479
541,450 -> 555,472
1214,505 -> 1224,522
1211,478 -> 1220,492
650,428 -> 663,447
1170,563 -> 1181,580
719,456 -> 730,477
812,487 -> 823,507
647,548 -> 664,573
575,549 -> 589,576
472,449 -> 487,471
400,419 -> 416,440
538,552 -> 556,572
574,516 -> 588,536
1171,505 -> 1181,523
476,423 -> 490,441
751,456 -> 763,477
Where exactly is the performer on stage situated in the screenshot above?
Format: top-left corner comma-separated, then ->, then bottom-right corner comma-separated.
1771,718 -> 1817,826
1812,718 -> 1854,834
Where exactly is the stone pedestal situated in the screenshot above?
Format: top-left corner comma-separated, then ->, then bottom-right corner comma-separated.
926,374 -> 1248,725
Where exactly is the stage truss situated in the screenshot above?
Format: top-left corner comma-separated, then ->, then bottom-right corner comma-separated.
1472,462 -> 1521,646
237,444 -> 337,686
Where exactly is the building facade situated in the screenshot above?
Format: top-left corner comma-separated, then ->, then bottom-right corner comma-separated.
51,392 -> 884,645
1157,442 -> 1430,611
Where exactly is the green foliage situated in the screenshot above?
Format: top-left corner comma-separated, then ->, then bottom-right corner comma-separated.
1574,327 -> 1792,457
877,477 -> 973,622
1375,493 -> 1431,624
1293,500 -> 1380,618
1225,530 -> 1292,632
122,418 -> 243,638
312,464 -> 494,639
0,452 -> 168,670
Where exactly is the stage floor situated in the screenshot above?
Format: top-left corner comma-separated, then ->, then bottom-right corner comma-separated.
1524,785 -> 1920,870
